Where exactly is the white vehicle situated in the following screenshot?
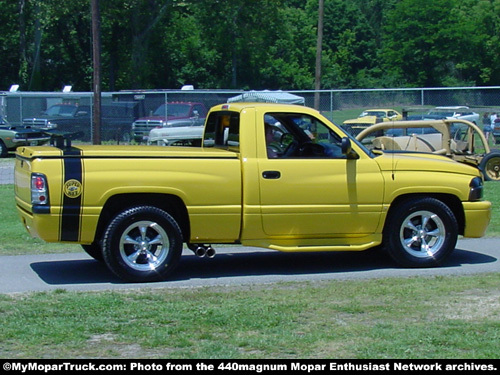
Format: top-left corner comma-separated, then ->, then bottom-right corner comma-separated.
427,106 -> 480,124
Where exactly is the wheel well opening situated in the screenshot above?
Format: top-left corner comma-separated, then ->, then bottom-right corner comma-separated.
95,193 -> 190,244
386,194 -> 465,235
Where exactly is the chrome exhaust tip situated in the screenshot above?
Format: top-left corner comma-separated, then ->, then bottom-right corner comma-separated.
206,246 -> 216,258
195,246 -> 207,258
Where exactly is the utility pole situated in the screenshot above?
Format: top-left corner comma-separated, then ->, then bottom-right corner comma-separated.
91,0 -> 102,144
314,0 -> 324,110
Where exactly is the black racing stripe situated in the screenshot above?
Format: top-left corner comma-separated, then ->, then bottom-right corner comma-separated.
60,148 -> 83,242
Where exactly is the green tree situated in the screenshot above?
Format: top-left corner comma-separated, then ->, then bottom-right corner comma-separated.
318,0 -> 380,88
0,0 -> 27,90
256,2 -> 316,89
2,0 -> 499,91
35,0 -> 92,91
454,0 -> 500,85
381,0 -> 469,87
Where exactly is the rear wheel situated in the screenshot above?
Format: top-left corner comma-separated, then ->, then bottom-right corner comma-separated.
102,206 -> 183,282
383,197 -> 458,267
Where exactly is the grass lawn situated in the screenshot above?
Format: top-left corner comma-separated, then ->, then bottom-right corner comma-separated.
1,273 -> 499,358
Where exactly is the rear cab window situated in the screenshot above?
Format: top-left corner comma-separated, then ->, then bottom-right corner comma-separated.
203,111 -> 240,150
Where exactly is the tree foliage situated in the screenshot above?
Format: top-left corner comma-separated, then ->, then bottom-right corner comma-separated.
1,0 -> 499,91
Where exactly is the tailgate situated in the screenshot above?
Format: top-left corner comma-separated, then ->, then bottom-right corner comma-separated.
14,155 -> 33,210
14,146 -> 63,211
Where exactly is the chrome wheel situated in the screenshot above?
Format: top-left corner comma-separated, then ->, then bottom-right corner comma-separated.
384,197 -> 458,267
119,220 -> 170,271
400,210 -> 445,258
102,206 -> 183,282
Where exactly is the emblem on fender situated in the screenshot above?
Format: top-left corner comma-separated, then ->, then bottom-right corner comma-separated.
63,179 -> 82,198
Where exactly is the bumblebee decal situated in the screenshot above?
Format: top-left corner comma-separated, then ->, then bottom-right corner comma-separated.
63,179 -> 83,198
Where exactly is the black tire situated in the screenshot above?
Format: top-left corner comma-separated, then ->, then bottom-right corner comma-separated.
383,197 -> 458,267
102,206 -> 183,282
479,151 -> 500,181
81,243 -> 104,262
0,141 -> 7,158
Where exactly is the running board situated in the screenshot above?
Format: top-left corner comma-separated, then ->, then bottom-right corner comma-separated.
268,241 -> 380,253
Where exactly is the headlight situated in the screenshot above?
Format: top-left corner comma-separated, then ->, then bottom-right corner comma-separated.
469,177 -> 483,201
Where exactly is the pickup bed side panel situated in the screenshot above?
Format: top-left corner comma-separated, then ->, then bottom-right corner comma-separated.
16,149 -> 243,245
80,156 -> 243,244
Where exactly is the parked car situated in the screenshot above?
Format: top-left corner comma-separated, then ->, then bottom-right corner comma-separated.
359,109 -> 403,121
23,102 -> 141,142
342,116 -> 381,136
427,106 -> 479,124
132,102 -> 207,143
0,116 -> 50,157
356,118 -> 500,181
342,109 -> 402,136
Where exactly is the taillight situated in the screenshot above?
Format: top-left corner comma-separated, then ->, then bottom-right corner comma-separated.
31,173 -> 49,205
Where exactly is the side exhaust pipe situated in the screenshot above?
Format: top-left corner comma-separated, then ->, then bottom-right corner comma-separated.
188,244 -> 216,258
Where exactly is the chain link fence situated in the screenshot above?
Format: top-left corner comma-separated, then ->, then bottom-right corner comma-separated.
2,86 -> 500,184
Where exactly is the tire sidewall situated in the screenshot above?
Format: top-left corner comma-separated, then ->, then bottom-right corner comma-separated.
102,206 -> 183,282
384,197 -> 458,267
82,243 -> 104,262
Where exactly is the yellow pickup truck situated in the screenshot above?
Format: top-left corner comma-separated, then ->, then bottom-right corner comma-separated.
14,103 -> 491,282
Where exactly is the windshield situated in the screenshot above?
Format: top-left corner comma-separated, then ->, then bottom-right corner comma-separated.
45,104 -> 78,116
428,111 -> 454,117
360,111 -> 386,118
153,104 -> 191,117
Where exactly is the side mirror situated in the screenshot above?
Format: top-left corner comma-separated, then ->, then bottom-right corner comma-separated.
341,137 -> 359,159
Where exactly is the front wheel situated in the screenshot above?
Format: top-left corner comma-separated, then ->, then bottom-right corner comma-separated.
102,206 -> 183,282
0,141 -> 7,158
383,197 -> 458,267
82,243 -> 103,262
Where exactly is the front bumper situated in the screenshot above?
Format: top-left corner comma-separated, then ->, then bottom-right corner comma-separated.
463,200 -> 492,238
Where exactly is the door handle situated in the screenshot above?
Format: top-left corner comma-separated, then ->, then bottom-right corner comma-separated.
262,170 -> 281,179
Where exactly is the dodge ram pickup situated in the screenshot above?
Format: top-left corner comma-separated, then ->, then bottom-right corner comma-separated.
131,102 -> 207,143
23,102 -> 140,142
14,103 -> 491,282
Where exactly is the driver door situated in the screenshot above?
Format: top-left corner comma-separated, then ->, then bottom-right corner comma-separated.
258,112 -> 384,238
